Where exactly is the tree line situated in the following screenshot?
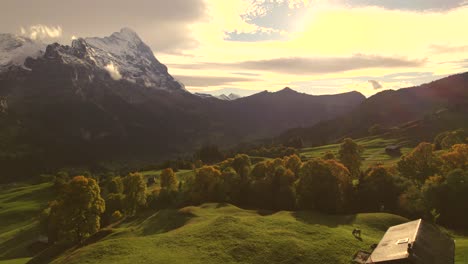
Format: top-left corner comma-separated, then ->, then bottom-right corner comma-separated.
40,133 -> 467,245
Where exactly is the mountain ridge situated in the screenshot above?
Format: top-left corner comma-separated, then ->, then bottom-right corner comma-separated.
0,28 -> 366,181
279,72 -> 468,146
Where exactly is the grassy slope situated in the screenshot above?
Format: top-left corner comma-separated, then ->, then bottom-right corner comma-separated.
0,182 -> 466,264
300,136 -> 412,168
50,204 -> 468,264
52,204 -> 408,264
0,182 -> 52,263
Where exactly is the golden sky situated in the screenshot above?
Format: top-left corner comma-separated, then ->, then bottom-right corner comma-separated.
158,0 -> 468,97
2,0 -> 468,97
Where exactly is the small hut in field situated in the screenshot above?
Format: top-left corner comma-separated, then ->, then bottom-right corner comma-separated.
365,219 -> 454,264
385,145 -> 401,156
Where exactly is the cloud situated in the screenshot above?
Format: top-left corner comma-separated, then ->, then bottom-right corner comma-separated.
346,0 -> 468,11
368,80 -> 382,89
169,54 -> 425,75
0,0 -> 206,52
430,44 -> 468,53
20,24 -> 62,40
173,75 -> 257,87
104,62 -> 122,80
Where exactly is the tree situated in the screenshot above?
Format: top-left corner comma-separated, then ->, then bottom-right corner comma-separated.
297,159 -> 351,213
397,142 -> 440,183
111,210 -> 123,222
338,138 -> 362,178
221,167 -> 242,204
422,169 -> 468,228
108,176 -> 124,194
272,166 -> 296,210
160,168 -> 178,191
190,166 -> 223,203
284,154 -> 302,177
251,161 -> 268,179
47,176 -> 105,243
441,144 -> 468,172
123,173 -> 147,216
434,129 -> 466,150
103,193 -> 125,224
358,166 -> 400,212
231,154 -> 251,179
322,151 -> 335,160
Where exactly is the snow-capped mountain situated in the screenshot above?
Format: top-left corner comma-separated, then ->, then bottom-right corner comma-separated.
216,93 -> 241,100
195,92 -> 242,100
0,28 -> 185,93
0,33 -> 46,72
79,28 -> 185,91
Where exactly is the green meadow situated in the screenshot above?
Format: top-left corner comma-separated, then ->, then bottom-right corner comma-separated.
300,136 -> 413,168
0,182 -> 467,264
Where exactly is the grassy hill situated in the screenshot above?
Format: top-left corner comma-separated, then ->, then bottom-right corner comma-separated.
49,205 -> 408,264
1,182 -> 468,263
300,136 -> 412,168
0,182 -> 53,263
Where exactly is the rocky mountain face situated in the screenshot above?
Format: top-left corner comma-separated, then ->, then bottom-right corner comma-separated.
0,28 -> 365,180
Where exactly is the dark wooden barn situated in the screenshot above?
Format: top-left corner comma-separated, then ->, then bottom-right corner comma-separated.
385,145 -> 402,156
366,219 -> 455,263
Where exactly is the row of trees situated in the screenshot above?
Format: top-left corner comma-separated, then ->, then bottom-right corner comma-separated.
40,136 -> 468,245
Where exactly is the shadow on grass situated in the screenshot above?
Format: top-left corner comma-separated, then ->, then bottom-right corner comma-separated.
26,241 -> 74,264
3,185 -> 52,204
0,224 -> 40,260
140,209 -> 195,236
292,211 -> 356,228
256,209 -> 275,216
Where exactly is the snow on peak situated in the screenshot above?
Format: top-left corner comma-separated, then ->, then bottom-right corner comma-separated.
81,28 -> 185,91
112,27 -> 141,43
0,33 -> 46,71
215,93 -> 241,100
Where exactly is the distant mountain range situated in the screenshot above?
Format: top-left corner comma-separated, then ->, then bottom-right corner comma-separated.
279,72 -> 468,146
0,28 -> 366,179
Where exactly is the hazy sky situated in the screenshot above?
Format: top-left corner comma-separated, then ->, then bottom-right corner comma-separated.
1,0 -> 468,96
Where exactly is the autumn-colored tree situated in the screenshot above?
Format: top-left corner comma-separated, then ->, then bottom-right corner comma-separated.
160,168 -> 178,191
47,176 -> 105,243
358,166 -> 400,212
111,210 -> 123,222
422,169 -> 468,228
218,158 -> 234,171
251,161 -> 268,179
123,172 -> 147,216
231,154 -> 251,179
338,138 -> 363,178
191,166 -> 223,203
322,151 -> 336,160
103,193 -> 125,224
441,144 -> 468,172
297,159 -> 351,213
397,142 -> 440,183
272,166 -> 296,210
284,154 -> 302,177
434,129 -> 466,150
221,167 -> 242,204
108,176 -> 124,194
398,184 -> 426,218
